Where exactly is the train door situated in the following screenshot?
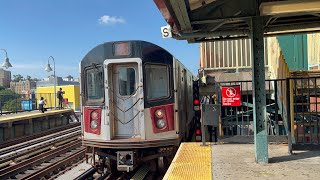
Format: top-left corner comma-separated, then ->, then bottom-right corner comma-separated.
112,63 -> 139,137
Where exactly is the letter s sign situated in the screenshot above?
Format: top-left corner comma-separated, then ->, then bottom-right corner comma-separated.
161,25 -> 172,38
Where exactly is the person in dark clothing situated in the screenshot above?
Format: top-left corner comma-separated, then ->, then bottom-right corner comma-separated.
57,88 -> 64,109
39,97 -> 46,113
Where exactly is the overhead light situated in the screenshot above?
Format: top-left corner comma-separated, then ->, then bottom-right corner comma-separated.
2,57 -> 12,69
45,63 -> 53,72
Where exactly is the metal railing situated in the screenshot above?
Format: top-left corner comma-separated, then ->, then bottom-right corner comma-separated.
290,76 -> 320,145
217,79 -> 287,137
0,93 -> 56,115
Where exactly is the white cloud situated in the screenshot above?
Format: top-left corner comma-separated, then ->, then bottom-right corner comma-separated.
11,64 -> 42,70
98,15 -> 125,25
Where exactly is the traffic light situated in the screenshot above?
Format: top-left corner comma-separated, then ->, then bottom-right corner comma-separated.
193,80 -> 201,142
193,80 -> 200,111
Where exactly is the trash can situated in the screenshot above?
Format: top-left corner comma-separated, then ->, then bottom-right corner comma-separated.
21,100 -> 33,110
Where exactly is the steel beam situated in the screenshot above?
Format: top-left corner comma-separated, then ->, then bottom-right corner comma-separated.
260,0 -> 320,16
189,0 -> 216,10
250,17 -> 268,164
169,0 -> 192,31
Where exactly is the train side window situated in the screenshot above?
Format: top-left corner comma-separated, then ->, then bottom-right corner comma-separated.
86,67 -> 104,103
145,64 -> 169,100
118,67 -> 136,96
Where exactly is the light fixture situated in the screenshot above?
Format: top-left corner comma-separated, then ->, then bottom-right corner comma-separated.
0,49 -> 12,69
45,56 -> 56,109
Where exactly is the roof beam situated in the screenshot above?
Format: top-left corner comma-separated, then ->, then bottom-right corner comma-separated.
191,16 -> 246,25
169,0 -> 192,31
260,0 -> 320,16
189,0 -> 216,10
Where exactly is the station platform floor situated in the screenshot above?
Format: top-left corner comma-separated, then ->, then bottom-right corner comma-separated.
164,143 -> 320,180
0,109 -> 72,122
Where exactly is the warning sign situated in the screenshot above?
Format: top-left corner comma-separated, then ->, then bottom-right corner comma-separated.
222,86 -> 241,106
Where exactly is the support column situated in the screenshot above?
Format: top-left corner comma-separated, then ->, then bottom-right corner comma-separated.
250,17 -> 268,163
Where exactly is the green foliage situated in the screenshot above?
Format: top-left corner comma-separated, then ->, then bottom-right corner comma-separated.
0,89 -> 17,111
0,89 -> 15,95
12,74 -> 24,82
0,86 -> 4,91
32,78 -> 41,82
3,99 -> 21,112
26,75 -> 32,81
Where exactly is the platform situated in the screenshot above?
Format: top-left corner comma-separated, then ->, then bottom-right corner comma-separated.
0,109 -> 72,123
0,109 -> 74,142
164,143 -> 320,180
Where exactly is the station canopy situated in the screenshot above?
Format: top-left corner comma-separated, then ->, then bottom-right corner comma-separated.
154,0 -> 320,42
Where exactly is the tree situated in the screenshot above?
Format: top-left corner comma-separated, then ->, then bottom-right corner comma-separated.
12,74 -> 24,82
26,75 -> 32,81
32,78 -> 41,82
3,99 -> 21,112
0,89 -> 15,95
0,89 -> 19,112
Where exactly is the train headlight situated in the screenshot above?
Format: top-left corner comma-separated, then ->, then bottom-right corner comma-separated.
90,120 -> 98,129
155,109 -> 164,119
91,111 -> 98,120
156,119 -> 166,129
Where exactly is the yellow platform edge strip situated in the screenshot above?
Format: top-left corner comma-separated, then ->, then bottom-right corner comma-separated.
163,142 -> 212,180
0,109 -> 72,122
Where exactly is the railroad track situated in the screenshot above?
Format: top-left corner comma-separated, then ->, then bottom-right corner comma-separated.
75,164 -> 162,180
0,122 -> 80,149
0,122 -> 84,179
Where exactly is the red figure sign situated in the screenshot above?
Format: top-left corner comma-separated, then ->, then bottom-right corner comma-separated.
222,86 -> 241,106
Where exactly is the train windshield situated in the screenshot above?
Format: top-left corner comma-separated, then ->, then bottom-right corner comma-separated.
85,66 -> 104,104
145,64 -> 169,100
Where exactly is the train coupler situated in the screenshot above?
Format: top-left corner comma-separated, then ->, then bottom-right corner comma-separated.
116,151 -> 135,172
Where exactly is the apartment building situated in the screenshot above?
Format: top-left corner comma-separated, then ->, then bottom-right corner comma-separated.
0,68 -> 11,88
10,80 -> 36,94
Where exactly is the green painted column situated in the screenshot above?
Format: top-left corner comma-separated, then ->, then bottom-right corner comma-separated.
250,17 -> 268,164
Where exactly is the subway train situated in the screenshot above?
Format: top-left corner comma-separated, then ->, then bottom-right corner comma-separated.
80,40 -> 196,173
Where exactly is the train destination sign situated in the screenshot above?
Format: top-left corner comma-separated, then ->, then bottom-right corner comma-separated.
221,85 -> 241,106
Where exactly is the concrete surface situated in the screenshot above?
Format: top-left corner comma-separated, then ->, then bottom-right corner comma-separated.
56,161 -> 92,180
212,144 -> 320,180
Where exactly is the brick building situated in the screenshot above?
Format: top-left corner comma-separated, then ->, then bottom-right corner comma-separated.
0,68 -> 11,88
10,80 -> 36,94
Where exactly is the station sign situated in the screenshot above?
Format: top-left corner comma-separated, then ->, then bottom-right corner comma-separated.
161,25 -> 172,38
221,85 -> 241,106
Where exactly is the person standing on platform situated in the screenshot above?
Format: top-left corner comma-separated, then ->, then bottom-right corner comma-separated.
39,97 -> 46,113
57,88 -> 64,109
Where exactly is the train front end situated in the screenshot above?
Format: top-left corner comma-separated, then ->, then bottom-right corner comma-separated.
81,41 -> 179,172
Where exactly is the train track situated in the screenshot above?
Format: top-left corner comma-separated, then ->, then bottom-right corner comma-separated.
75,164 -> 163,180
0,122 -> 84,179
0,122 -> 80,149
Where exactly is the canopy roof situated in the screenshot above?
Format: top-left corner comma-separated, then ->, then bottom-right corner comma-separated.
154,0 -> 320,42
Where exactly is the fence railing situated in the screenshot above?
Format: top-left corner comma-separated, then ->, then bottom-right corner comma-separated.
290,76 -> 320,145
0,93 -> 56,115
217,79 -> 287,137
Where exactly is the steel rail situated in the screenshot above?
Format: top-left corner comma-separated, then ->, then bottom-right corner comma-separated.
0,122 -> 80,149
0,125 -> 80,156
49,159 -> 86,180
0,140 -> 82,179
22,147 -> 86,180
74,166 -> 97,180
0,129 -> 81,165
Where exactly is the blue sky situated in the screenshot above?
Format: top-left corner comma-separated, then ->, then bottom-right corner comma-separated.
0,0 -> 199,79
